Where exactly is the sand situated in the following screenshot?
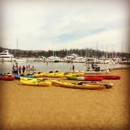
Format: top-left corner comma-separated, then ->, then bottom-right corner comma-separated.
0,68 -> 130,130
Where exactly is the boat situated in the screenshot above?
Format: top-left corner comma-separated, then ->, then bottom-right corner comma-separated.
15,57 -> 26,62
77,81 -> 114,88
45,72 -> 64,78
65,75 -> 103,81
46,56 -> 61,62
0,50 -> 15,62
33,71 -> 64,78
0,73 -> 12,76
0,75 -> 15,81
64,72 -> 85,76
20,77 -> 52,86
84,69 -> 110,74
51,80 -> 112,89
84,75 -> 121,80
13,74 -> 35,79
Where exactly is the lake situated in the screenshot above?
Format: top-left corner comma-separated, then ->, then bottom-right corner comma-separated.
0,61 -> 129,73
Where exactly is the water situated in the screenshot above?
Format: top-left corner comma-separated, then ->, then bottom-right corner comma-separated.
0,61 -> 129,73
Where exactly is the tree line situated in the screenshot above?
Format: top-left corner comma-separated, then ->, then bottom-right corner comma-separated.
0,47 -> 129,59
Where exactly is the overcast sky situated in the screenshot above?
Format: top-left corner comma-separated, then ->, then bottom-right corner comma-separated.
0,0 -> 130,52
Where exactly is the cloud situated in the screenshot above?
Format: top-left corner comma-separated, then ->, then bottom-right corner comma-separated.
0,0 -> 130,53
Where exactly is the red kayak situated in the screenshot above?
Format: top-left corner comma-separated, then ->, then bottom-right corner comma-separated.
84,75 -> 121,80
77,76 -> 103,81
0,76 -> 15,81
65,75 -> 103,81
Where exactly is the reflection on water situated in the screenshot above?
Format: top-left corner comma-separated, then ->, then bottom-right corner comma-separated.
0,61 -> 129,73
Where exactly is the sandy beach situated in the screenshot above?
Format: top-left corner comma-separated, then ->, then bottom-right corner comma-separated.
0,68 -> 130,130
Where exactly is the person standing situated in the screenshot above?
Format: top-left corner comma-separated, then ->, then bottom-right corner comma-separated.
26,65 -> 28,72
22,65 -> 25,74
32,66 -> 34,72
15,62 -> 18,68
91,63 -> 95,69
18,66 -> 22,74
72,64 -> 75,72
13,66 -> 18,75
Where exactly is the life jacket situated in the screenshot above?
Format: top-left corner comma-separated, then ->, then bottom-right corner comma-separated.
14,66 -> 18,71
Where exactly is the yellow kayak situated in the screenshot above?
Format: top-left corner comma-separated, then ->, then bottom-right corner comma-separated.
20,77 -> 52,87
46,72 -> 64,78
33,72 -> 48,77
64,72 -> 85,76
33,72 -> 64,78
51,80 -> 113,90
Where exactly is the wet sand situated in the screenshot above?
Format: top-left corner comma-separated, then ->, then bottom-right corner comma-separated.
0,68 -> 130,130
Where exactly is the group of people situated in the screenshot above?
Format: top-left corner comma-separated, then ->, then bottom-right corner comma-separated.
86,63 -> 100,71
12,62 -> 35,75
91,63 -> 100,71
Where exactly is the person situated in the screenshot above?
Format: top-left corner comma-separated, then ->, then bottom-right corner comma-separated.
31,66 -> 34,72
91,63 -> 95,69
22,65 -> 26,74
12,64 -> 15,74
86,63 -> 90,71
94,64 -> 100,71
72,64 -> 75,72
15,62 -> 18,67
18,66 -> 22,74
13,66 -> 18,74
26,65 -> 28,72
28,65 -> 30,72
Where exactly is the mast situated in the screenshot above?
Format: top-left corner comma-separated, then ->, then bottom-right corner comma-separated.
106,44 -> 107,58
17,38 -> 18,50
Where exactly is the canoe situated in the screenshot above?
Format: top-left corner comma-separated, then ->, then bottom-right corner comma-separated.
65,75 -> 103,81
51,80 -> 111,90
84,75 -> 121,80
0,75 -> 15,81
20,77 -> 52,86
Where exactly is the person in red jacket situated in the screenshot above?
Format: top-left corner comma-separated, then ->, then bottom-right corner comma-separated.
18,66 -> 22,74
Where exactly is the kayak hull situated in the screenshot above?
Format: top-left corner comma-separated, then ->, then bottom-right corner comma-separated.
65,75 -> 103,81
51,80 -> 111,89
84,75 -> 121,80
0,76 -> 15,81
20,77 -> 52,86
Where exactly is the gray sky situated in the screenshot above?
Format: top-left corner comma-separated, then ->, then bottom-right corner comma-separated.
0,0 -> 130,52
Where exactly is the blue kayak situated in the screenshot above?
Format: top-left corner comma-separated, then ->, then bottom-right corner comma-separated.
14,74 -> 35,79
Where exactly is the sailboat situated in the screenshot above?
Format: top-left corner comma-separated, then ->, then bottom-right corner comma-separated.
46,41 -> 61,62
14,38 -> 26,62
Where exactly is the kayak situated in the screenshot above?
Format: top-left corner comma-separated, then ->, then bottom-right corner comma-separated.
77,81 -> 114,88
65,75 -> 103,81
14,74 -> 35,79
51,80 -> 112,90
33,72 -> 64,78
0,75 -> 15,81
84,75 -> 121,80
33,72 -> 47,77
84,69 -> 110,74
64,72 -> 85,76
0,73 -> 12,76
20,77 -> 52,86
